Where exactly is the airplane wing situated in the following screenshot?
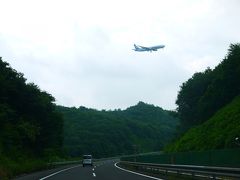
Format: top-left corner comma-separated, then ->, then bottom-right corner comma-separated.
138,45 -> 152,50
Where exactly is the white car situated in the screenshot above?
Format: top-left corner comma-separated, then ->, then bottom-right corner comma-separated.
82,155 -> 93,167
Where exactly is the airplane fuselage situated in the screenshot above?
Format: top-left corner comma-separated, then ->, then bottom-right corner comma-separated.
133,44 -> 165,52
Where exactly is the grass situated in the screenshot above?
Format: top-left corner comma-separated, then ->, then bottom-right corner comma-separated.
165,95 -> 240,152
0,155 -> 47,179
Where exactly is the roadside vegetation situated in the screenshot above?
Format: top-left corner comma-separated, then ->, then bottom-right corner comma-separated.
166,43 -> 240,151
165,95 -> 240,152
0,58 -> 63,179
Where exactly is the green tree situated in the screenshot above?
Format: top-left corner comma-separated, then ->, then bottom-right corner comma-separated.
0,57 -> 63,157
176,68 -> 212,129
176,44 -> 240,132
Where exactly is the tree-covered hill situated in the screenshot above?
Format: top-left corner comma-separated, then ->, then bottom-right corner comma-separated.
176,44 -> 240,132
57,102 -> 179,158
165,95 -> 240,152
166,43 -> 240,152
0,57 -> 63,178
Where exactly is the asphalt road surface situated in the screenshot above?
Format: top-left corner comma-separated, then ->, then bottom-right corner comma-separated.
15,160 -> 163,180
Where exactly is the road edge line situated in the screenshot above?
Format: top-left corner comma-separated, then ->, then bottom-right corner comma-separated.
114,162 -> 164,180
39,164 -> 82,180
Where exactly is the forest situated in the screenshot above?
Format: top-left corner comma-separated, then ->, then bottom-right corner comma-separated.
0,57 -> 63,178
167,43 -> 240,151
57,102 -> 179,158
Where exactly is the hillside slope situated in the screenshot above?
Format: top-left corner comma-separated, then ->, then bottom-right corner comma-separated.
57,102 -> 179,158
176,44 -> 240,131
0,58 -> 63,178
165,95 -> 240,152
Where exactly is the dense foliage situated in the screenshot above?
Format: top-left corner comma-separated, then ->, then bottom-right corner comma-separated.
0,57 -> 63,178
176,44 -> 240,131
166,95 -> 240,152
166,44 -> 240,152
57,102 -> 179,158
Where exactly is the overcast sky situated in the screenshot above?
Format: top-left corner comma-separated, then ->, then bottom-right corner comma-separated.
0,0 -> 240,110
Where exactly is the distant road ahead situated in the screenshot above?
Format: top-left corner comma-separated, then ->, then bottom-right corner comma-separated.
15,160 -> 163,180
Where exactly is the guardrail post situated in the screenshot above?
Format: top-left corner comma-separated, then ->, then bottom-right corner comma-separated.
176,170 -> 179,175
211,174 -> 216,180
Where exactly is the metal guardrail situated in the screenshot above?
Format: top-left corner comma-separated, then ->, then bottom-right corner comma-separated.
47,152 -> 162,167
120,161 -> 240,179
121,149 -> 240,168
48,157 -> 120,166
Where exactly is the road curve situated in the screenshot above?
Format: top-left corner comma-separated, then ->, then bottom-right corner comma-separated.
15,160 -> 164,180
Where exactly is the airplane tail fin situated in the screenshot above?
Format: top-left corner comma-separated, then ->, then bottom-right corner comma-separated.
134,44 -> 139,49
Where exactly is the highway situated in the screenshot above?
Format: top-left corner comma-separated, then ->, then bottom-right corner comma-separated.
15,160 -> 163,180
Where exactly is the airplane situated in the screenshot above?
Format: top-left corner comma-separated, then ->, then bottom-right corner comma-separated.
133,44 -> 165,52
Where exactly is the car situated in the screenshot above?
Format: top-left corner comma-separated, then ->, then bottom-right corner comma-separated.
82,155 -> 93,167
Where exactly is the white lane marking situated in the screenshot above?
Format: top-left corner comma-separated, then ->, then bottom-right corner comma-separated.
114,163 -> 164,180
181,172 -> 192,175
39,164 -> 82,180
93,168 -> 95,171
93,172 -> 96,177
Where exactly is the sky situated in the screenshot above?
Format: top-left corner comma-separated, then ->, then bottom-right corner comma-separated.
0,0 -> 240,110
